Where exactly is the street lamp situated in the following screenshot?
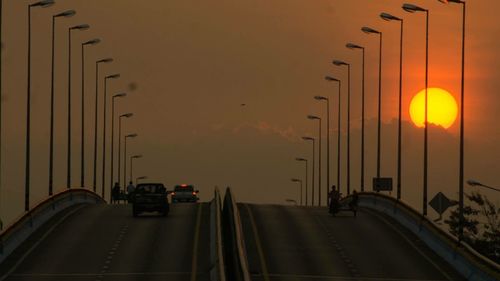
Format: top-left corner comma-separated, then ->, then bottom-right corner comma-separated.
438,0 -> 467,243
467,179 -> 500,192
136,176 -> 147,185
93,58 -> 113,193
325,76 -> 341,195
130,155 -> 142,183
332,60 -> 352,195
101,73 -> 120,198
346,43 -> 366,193
302,136 -> 315,205
307,115 -> 322,206
403,3 -> 430,216
80,38 -> 100,188
124,133 -> 138,187
314,96 -> 330,205
295,157 -> 308,206
25,0 -> 54,211
291,178 -> 303,206
67,23 -> 90,189
361,26 -> 383,185
381,12 -> 404,201
49,9 -> 75,196
118,112 -> 133,190
110,93 -> 127,193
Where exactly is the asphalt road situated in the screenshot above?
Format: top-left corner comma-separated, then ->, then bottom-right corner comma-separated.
0,203 -> 211,281
238,204 -> 466,281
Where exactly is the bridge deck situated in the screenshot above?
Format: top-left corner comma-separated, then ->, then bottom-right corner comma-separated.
238,204 -> 465,281
0,203 -> 210,281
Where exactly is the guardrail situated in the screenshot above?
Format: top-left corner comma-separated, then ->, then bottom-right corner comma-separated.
345,192 -> 499,281
222,188 -> 251,281
210,187 -> 226,281
0,188 -> 104,264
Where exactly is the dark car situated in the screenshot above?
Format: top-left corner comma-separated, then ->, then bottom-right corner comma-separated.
132,183 -> 169,217
171,184 -> 199,203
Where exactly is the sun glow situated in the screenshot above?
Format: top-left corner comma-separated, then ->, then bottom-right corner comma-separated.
409,88 -> 458,129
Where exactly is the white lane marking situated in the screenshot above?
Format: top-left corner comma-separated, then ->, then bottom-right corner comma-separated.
0,205 -> 86,281
251,272 -> 447,281
190,203 -> 203,281
11,271 -> 193,277
364,209 -> 455,281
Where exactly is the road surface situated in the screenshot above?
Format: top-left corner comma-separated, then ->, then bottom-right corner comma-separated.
0,203 -> 210,281
238,204 -> 465,281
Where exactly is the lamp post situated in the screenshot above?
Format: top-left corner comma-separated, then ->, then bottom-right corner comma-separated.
93,58 -> 113,193
361,26 -> 383,184
346,43 -> 365,192
467,179 -> 500,192
314,96 -> 330,205
49,9 -> 75,196
130,155 -> 142,183
325,76 -> 341,194
332,60 -> 351,195
136,176 -> 147,185
295,157 -> 308,206
118,112 -> 133,191
124,133 -> 137,187
403,3 -> 429,216
102,74 -> 120,199
80,38 -> 100,188
439,0 -> 466,241
67,24 -> 90,189
25,0 -> 54,211
381,13 -> 404,200
302,137 -> 315,205
291,178 -> 303,206
110,93 -> 126,193
307,115 -> 322,206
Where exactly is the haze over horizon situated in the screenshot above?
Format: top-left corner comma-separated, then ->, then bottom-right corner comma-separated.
0,0 -> 499,226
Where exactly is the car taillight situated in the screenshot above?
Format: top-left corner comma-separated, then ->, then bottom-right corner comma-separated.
192,192 -> 196,195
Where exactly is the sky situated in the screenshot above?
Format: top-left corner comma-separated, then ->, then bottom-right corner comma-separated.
1,0 -> 499,225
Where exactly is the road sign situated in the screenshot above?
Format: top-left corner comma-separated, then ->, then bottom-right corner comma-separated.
429,192 -> 456,215
373,177 -> 393,191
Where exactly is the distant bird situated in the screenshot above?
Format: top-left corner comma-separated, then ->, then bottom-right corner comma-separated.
240,103 -> 246,107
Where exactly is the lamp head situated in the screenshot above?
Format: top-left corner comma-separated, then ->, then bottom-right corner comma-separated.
137,176 -> 147,180
403,3 -> 427,13
324,76 -> 339,82
438,0 -> 465,3
98,58 -> 113,64
126,133 -> 138,138
113,93 -> 127,98
33,0 -> 55,8
332,60 -> 348,66
106,74 -> 120,79
295,157 -> 306,161
362,26 -> 381,34
84,38 -> 101,45
346,43 -> 363,50
132,155 -> 143,159
121,113 -> 133,118
314,95 -> 327,101
307,115 -> 320,120
55,10 -> 76,18
291,178 -> 300,182
71,24 -> 90,31
302,136 -> 314,141
380,12 -> 402,21
466,179 -> 481,186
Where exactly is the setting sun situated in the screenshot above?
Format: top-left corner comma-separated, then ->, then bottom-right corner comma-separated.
409,88 -> 458,129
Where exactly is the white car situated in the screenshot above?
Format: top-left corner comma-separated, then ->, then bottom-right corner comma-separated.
171,184 -> 199,203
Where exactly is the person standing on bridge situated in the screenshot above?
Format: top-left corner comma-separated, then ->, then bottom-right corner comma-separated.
112,182 -> 121,204
127,181 -> 135,203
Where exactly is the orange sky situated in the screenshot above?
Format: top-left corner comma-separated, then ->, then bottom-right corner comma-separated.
1,0 -> 499,224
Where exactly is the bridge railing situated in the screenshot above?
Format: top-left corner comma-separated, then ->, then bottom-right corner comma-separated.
221,187 -> 251,281
0,188 -> 104,264
210,187 -> 226,281
345,192 -> 499,281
